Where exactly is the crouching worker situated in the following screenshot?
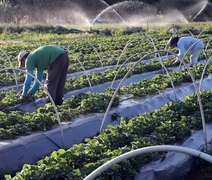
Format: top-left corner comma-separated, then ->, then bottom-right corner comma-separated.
168,36 -> 204,66
18,45 -> 69,105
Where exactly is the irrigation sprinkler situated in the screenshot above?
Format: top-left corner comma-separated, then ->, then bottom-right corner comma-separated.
0,48 -> 19,91
84,145 -> 212,180
190,0 -> 208,22
100,49 -> 209,152
68,50 -> 93,92
90,2 -> 128,26
0,67 -> 65,148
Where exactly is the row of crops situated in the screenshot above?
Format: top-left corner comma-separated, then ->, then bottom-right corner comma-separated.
4,90 -> 212,179
1,63 -> 212,139
0,24 -> 212,179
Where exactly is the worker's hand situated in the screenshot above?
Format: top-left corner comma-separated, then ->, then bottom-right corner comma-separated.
171,59 -> 180,65
171,59 -> 176,64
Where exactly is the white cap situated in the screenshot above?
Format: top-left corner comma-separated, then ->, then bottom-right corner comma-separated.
18,51 -> 28,68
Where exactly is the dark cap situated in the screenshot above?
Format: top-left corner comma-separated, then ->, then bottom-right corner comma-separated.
168,37 -> 180,46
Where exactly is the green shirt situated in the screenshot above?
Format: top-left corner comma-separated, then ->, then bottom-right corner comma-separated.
26,45 -> 65,70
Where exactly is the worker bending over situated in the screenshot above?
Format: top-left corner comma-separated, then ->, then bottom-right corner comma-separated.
18,45 -> 69,105
168,36 -> 204,66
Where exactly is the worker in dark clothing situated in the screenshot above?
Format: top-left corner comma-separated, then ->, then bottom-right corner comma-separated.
18,45 -> 69,105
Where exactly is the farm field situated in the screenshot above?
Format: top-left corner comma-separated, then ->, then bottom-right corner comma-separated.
0,22 -> 212,179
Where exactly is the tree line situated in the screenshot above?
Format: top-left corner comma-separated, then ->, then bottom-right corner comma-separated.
0,0 -> 211,24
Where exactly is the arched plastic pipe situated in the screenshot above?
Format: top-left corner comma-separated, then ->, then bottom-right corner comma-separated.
174,39 -> 208,152
199,55 -> 212,91
146,33 -> 178,101
68,50 -> 93,92
116,36 -> 155,67
199,37 -> 212,91
205,37 -> 212,51
110,52 -> 147,88
112,36 -> 157,87
197,29 -> 205,39
84,145 -> 212,180
0,68 -> 65,148
100,49 -> 208,151
88,42 -> 104,68
100,50 -> 179,133
0,48 -> 19,90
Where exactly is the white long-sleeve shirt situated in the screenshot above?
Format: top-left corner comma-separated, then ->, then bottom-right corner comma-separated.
177,37 -> 204,61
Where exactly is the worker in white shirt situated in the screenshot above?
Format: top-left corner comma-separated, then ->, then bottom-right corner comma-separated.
168,36 -> 204,66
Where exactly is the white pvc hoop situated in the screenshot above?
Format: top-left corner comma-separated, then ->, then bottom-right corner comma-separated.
0,67 -> 65,148
84,145 -> 212,180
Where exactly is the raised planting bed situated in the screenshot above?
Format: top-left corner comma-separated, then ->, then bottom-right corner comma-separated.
3,89 -> 212,179
1,70 -> 212,177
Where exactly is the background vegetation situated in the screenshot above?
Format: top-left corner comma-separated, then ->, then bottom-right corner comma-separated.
0,0 -> 211,24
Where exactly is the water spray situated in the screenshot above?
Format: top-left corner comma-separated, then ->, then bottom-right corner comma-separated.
190,0 -> 208,22
90,1 -> 128,26
88,42 -> 104,68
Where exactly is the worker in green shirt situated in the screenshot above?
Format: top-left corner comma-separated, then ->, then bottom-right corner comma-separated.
18,45 -> 69,105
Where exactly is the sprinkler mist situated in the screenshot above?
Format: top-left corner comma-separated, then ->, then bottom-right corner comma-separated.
90,1 -> 128,26
0,67 -> 65,148
198,34 -> 212,91
190,0 -> 208,22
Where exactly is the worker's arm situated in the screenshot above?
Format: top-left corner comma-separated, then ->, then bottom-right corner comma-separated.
22,70 -> 33,96
176,42 -> 185,62
28,70 -> 43,95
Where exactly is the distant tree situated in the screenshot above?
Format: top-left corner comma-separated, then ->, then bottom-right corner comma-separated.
0,0 -> 211,23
